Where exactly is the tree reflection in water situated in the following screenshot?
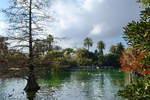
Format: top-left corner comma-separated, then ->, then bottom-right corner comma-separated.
24,69 -> 40,100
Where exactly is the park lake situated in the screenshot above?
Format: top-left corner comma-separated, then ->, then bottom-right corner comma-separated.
0,0 -> 150,100
0,69 -> 131,100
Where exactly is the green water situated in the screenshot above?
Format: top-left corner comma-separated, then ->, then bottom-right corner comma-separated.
0,69 -> 128,100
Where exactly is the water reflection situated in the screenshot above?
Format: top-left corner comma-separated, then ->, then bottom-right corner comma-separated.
24,70 -> 40,100
26,91 -> 36,100
0,69 -> 126,100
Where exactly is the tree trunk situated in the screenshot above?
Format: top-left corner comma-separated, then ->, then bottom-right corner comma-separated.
29,0 -> 33,70
24,70 -> 40,93
88,45 -> 89,51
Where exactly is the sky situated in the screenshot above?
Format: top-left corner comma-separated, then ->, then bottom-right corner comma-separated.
0,0 -> 142,53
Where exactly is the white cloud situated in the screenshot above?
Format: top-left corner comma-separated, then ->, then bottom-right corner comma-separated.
82,0 -> 104,11
51,0 -> 81,32
46,0 -> 141,52
90,24 -> 102,35
0,21 -> 7,30
0,21 -> 7,36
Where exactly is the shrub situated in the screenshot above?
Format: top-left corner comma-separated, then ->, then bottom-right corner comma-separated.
118,75 -> 150,100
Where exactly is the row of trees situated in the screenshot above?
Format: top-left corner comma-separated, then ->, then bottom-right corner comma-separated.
73,37 -> 124,67
84,37 -> 105,55
0,34 -> 125,69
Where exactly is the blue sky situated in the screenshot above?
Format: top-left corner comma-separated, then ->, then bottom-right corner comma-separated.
0,0 -> 142,53
0,0 -> 9,34
0,0 -> 8,8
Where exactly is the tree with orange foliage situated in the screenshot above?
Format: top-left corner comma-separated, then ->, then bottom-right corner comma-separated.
120,48 -> 150,76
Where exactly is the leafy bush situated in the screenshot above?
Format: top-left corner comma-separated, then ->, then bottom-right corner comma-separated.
118,75 -> 150,100
103,53 -> 120,68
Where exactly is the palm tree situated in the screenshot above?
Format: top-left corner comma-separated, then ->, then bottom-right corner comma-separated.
84,37 -> 93,51
116,42 -> 124,55
109,45 -> 116,54
97,41 -> 105,55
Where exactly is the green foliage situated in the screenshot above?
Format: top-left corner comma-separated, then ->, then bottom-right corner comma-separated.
84,37 -> 93,51
45,35 -> 54,51
109,43 -> 124,55
118,2 -> 150,99
143,52 -> 150,65
40,50 -> 63,70
45,50 -> 63,58
7,51 -> 28,68
41,50 -> 78,70
75,48 -> 89,59
99,42 -> 125,68
79,58 -> 92,66
96,41 -> 106,66
66,59 -> 78,67
33,39 -> 45,56
109,45 -> 116,54
103,53 -> 120,68
116,42 -> 124,55
118,75 -> 150,100
74,48 -> 95,66
0,36 -> 8,56
97,55 -> 105,66
63,48 -> 74,55
33,34 -> 54,57
97,41 -> 105,55
123,8 -> 150,51
137,0 -> 150,8
73,42 -> 123,67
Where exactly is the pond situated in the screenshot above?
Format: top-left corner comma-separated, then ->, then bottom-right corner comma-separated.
0,69 -> 129,100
